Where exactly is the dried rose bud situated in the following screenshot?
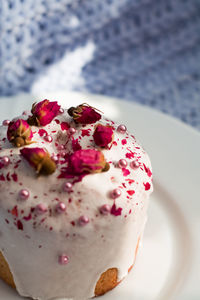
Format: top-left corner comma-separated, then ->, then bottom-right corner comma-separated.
67,149 -> 109,175
7,119 -> 33,147
93,124 -> 114,148
20,147 -> 56,175
28,99 -> 60,126
68,104 -> 101,124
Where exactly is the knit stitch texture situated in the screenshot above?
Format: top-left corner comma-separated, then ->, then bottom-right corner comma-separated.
0,0 -> 200,129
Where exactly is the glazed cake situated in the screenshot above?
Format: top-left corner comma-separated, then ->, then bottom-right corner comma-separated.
0,100 -> 153,300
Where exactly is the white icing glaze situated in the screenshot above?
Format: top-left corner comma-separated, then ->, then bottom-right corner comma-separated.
0,108 -> 153,300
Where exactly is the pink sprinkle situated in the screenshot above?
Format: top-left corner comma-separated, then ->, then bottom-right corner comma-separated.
44,135 -> 53,143
117,124 -> 127,134
121,139 -> 127,145
56,202 -> 66,213
111,204 -> 122,216
61,122 -> 70,131
2,120 -> 10,126
127,190 -> 135,196
19,189 -> 30,200
144,182 -> 151,191
38,129 -> 48,137
130,160 -> 140,169
35,203 -> 48,215
100,204 -> 111,215
122,168 -> 130,176
63,182 -> 72,192
59,254 -> 69,265
51,154 -> 59,163
110,188 -> 121,199
118,159 -> 127,168
0,156 -> 10,167
69,127 -> 76,135
78,215 -> 89,226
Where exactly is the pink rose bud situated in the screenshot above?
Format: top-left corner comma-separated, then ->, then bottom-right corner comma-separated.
7,119 -> 33,147
20,147 -> 56,175
68,104 -> 101,124
93,124 -> 114,148
28,99 -> 60,126
67,149 -> 109,176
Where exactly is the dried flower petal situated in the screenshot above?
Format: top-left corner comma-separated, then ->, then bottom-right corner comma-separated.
28,99 -> 60,126
68,104 -> 101,124
20,147 -> 56,175
7,119 -> 33,147
63,149 -> 109,178
93,124 -> 114,148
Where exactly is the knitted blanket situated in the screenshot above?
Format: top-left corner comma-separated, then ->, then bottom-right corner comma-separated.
1,0 -> 200,129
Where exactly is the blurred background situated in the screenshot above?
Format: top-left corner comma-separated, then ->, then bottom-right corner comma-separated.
0,0 -> 200,130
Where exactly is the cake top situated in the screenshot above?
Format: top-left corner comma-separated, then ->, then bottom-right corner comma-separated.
0,99 -> 152,234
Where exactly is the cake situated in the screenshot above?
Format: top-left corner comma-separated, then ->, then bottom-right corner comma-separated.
0,100 -> 153,300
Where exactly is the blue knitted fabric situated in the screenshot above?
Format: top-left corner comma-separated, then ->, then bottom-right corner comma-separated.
1,0 -> 200,129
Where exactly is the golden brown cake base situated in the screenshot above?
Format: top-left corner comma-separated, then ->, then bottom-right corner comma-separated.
95,237 -> 140,296
0,251 -> 15,288
0,237 -> 140,297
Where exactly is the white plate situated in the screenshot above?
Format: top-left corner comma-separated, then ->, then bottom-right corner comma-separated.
0,92 -> 199,300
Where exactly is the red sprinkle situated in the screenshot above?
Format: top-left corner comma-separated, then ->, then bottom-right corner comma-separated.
143,164 -> 152,177
38,129 -> 48,137
144,182 -> 151,190
0,174 -> 5,181
125,179 -> 135,185
17,220 -> 23,230
11,206 -> 18,217
11,173 -> 18,182
61,122 -> 70,131
122,139 -> 127,145
81,129 -> 90,137
127,190 -> 135,196
122,168 -> 130,176
126,152 -> 134,159
23,213 -> 32,221
6,173 -> 11,181
72,139 -> 82,151
111,204 -> 122,216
